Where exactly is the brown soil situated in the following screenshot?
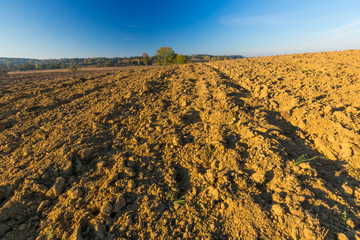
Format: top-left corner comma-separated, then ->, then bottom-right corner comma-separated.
8,65 -> 157,75
1,50 -> 360,240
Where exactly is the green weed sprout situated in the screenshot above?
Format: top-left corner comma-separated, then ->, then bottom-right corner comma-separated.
203,143 -> 214,160
340,210 -> 349,232
294,154 -> 326,166
173,195 -> 187,205
167,188 -> 187,205
48,227 -> 54,239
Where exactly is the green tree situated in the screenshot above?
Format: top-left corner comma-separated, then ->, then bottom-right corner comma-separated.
142,53 -> 150,65
174,54 -> 187,64
69,65 -> 78,72
105,61 -> 114,67
0,69 -> 7,76
156,47 -> 175,65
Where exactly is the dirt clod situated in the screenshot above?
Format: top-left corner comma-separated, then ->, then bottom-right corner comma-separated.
37,200 -> 50,213
68,187 -> 82,199
46,177 -> 66,199
112,195 -> 127,212
101,202 -> 113,216
271,204 -> 284,215
338,232 -> 349,240
252,170 -> 267,184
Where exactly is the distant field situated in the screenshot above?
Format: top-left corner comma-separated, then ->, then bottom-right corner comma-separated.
1,49 -> 360,239
8,65 -> 157,74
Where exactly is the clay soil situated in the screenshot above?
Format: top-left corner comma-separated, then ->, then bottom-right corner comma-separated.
1,50 -> 360,240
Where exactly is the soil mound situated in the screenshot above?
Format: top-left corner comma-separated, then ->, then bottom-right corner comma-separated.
1,50 -> 360,239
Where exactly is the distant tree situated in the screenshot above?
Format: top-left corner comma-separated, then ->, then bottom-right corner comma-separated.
6,62 -> 13,70
129,59 -> 138,65
0,69 -> 8,76
156,47 -> 175,65
174,54 -> 187,64
105,61 -> 114,67
37,64 -> 45,70
204,55 -> 211,61
19,63 -> 35,71
69,65 -> 78,72
142,53 -> 151,65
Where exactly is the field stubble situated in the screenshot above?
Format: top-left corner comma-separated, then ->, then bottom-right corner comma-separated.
1,50 -> 360,239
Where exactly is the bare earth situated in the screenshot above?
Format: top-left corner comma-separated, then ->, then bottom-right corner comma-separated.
8,65 -> 157,75
1,50 -> 360,240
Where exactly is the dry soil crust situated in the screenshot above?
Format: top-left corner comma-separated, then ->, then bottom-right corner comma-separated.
1,50 -> 360,239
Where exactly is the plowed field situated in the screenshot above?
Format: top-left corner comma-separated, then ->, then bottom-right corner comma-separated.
1,50 -> 360,240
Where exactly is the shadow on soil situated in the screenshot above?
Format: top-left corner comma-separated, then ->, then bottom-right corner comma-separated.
254,109 -> 360,239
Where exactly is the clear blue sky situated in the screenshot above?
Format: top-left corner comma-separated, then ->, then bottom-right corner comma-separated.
1,0 -> 360,58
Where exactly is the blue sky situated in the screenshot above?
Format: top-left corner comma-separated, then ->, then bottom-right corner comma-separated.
0,0 -> 360,58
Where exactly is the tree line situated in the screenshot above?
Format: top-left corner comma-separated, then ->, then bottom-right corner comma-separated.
0,47 -> 243,72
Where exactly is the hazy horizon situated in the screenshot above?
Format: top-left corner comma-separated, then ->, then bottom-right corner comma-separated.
1,0 -> 360,59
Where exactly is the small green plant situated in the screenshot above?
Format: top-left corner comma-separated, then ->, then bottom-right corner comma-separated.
173,194 -> 187,205
340,210 -> 349,232
48,227 -> 54,239
167,188 -> 175,199
353,170 -> 360,180
302,69 -> 310,73
203,143 -> 215,161
166,188 -> 187,205
355,172 -> 360,180
294,154 -> 326,166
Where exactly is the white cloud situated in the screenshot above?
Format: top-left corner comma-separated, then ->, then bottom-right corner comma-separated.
310,18 -> 360,39
253,18 -> 360,56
